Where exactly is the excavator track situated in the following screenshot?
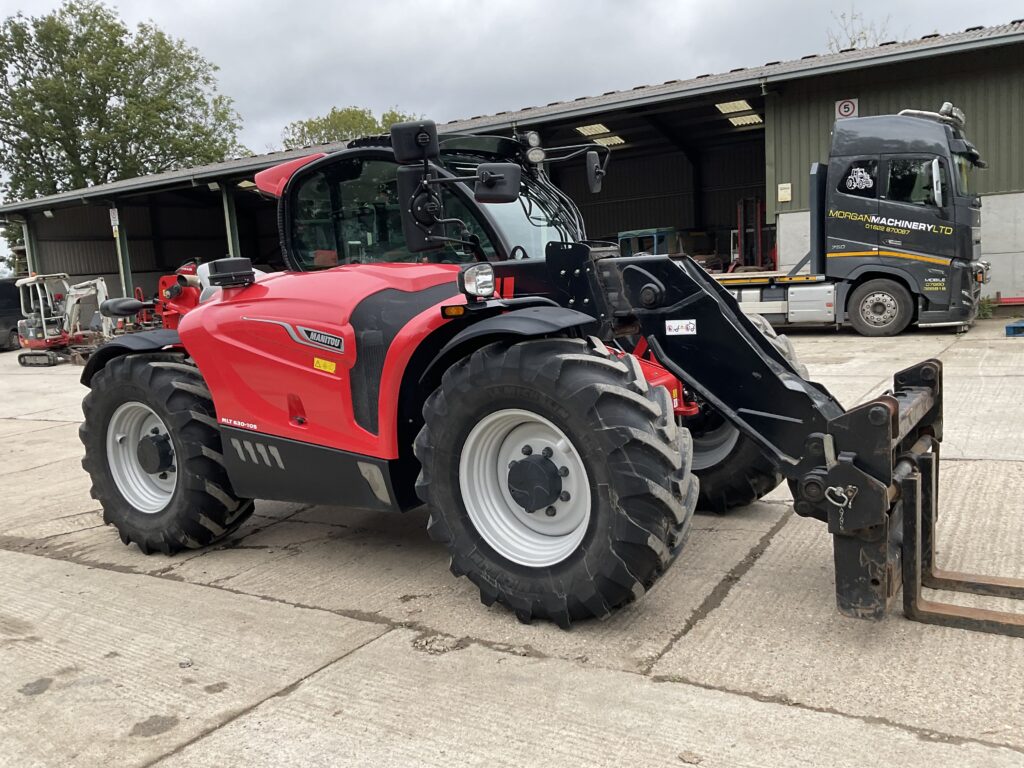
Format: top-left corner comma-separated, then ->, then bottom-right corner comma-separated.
18,350 -> 62,367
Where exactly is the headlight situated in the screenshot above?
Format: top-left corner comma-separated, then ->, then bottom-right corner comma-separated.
459,263 -> 495,298
526,147 -> 546,164
524,131 -> 541,147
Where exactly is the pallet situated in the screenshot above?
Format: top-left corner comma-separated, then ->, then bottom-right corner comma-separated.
1005,319 -> 1024,337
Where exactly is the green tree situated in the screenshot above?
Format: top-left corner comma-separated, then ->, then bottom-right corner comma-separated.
281,106 -> 420,149
0,0 -> 244,205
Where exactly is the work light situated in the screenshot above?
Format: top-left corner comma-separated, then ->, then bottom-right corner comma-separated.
526,147 -> 547,164
458,263 -> 495,298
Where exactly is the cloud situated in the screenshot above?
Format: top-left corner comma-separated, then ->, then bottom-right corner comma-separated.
0,0 -> 1018,151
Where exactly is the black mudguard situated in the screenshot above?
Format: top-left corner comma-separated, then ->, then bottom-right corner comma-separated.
80,329 -> 182,387
421,305 -> 597,385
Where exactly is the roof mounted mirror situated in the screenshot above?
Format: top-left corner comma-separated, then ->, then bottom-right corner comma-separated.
391,120 -> 440,164
473,163 -> 521,204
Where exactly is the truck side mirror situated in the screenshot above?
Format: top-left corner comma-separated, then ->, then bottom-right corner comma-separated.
396,165 -> 444,253
586,150 -> 606,194
931,157 -> 944,208
391,120 -> 440,164
473,163 -> 521,204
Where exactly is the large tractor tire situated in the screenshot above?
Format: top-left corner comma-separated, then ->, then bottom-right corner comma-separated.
415,337 -> 697,628
847,278 -> 914,337
689,314 -> 808,513
80,354 -> 254,554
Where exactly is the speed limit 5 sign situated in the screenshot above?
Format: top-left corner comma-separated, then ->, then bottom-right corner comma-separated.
835,98 -> 859,119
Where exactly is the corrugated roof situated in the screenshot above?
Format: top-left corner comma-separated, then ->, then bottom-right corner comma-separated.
440,19 -> 1024,132
2,18 -> 1021,216
0,140 -> 353,215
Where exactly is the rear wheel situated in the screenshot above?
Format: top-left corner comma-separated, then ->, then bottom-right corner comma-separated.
80,354 -> 254,554
415,337 -> 697,627
689,314 -> 807,513
7,330 -> 18,351
848,279 -> 913,337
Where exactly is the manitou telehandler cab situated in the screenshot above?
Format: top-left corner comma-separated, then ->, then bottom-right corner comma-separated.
718,102 -> 990,336
82,119 -> 1024,635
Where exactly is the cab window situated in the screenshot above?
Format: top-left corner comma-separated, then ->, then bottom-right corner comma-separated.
289,159 -> 497,270
837,159 -> 877,199
886,158 -> 948,207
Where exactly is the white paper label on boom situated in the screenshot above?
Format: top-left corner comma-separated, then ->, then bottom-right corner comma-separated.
665,319 -> 697,336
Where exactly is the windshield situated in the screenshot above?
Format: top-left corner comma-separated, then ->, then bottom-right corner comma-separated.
442,152 -> 583,260
480,179 -> 578,259
953,154 -> 972,196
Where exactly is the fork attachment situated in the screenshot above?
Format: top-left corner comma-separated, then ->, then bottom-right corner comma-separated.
542,247 -> 1023,635
901,441 -> 1024,637
819,361 -> 1024,636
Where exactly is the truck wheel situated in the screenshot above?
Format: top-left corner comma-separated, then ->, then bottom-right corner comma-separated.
415,337 -> 697,628
7,330 -> 18,351
848,279 -> 913,336
80,354 -> 254,555
690,314 -> 807,513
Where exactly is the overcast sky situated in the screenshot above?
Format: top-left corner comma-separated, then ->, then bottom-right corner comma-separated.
1,0 -> 1020,153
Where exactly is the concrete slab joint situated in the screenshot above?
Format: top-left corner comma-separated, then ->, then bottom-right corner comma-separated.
0,321 -> 1023,766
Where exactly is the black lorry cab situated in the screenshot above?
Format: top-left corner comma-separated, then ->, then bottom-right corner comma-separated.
721,104 -> 988,336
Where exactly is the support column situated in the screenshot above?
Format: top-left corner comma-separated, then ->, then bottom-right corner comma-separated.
221,185 -> 241,259
20,219 -> 38,274
110,207 -> 133,297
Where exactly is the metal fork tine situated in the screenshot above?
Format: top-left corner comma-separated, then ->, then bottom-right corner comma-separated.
903,449 -> 1024,637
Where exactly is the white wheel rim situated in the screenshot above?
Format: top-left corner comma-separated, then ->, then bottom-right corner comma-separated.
106,402 -> 176,513
459,408 -> 591,568
861,291 -> 899,327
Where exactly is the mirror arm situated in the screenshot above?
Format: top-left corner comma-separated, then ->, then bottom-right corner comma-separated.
422,172 -> 510,188
542,144 -> 611,167
408,208 -> 487,261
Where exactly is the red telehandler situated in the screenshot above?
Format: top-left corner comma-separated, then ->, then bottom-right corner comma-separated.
81,120 -> 1023,634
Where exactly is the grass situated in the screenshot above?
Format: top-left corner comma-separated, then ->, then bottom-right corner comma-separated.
977,296 -> 995,320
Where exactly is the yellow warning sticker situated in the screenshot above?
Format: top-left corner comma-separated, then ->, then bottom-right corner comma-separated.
313,357 -> 337,374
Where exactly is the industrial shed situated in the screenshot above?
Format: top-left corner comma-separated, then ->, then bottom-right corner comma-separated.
450,19 -> 1024,300
1,19 -> 1022,300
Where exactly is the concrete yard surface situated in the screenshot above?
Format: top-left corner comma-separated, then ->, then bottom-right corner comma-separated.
1,319 -> 1023,767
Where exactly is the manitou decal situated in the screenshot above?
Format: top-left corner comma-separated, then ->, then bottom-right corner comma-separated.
221,417 -> 258,431
298,326 -> 344,352
243,317 -> 345,353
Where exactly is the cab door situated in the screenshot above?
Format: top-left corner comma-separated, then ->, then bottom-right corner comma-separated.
878,154 -> 955,305
878,155 -> 955,260
824,156 -> 879,277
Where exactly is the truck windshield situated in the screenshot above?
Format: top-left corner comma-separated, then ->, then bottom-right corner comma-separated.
953,154 -> 972,196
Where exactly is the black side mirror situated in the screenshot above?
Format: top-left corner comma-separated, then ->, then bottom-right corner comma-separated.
391,120 -> 440,164
586,150 -> 605,194
396,165 -> 444,253
473,163 -> 521,204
